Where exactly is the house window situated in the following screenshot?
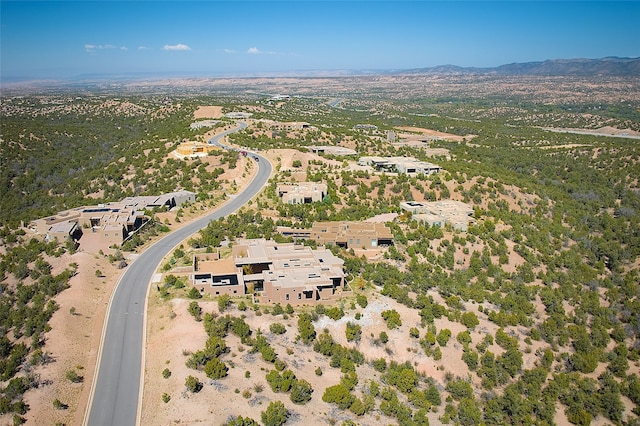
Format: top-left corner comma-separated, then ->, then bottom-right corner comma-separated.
286,294 -> 289,301
298,294 -> 301,300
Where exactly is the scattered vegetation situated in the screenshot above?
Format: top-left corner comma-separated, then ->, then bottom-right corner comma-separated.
2,78 -> 640,423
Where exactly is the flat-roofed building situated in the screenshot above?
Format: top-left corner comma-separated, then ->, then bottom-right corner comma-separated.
353,124 -> 378,131
189,120 -> 219,130
359,156 -> 441,175
278,221 -> 394,249
192,255 -> 244,297
47,221 -> 82,243
400,200 -> 474,231
412,213 -> 445,228
190,239 -> 345,306
118,190 -> 196,210
31,209 -> 83,235
307,146 -> 357,156
277,182 -> 328,204
30,191 -> 196,251
224,112 -> 253,119
276,227 -> 312,240
270,121 -> 312,131
175,141 -> 220,158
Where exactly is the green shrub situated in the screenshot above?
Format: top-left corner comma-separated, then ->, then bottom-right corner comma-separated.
345,322 -> 362,342
185,375 -> 202,393
204,358 -> 228,379
261,401 -> 288,426
52,399 -> 67,410
381,309 -> 402,329
187,287 -> 202,299
437,329 -> 451,347
65,370 -> 83,383
270,323 -> 287,335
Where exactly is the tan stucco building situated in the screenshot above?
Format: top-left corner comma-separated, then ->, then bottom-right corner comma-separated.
191,239 -> 346,306
278,221 -> 394,249
175,141 -> 220,158
307,146 -> 357,156
400,200 -> 474,231
277,182 -> 328,204
30,191 -> 196,249
359,156 -> 441,175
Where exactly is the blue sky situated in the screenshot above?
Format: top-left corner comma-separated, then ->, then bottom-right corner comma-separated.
1,1 -> 639,79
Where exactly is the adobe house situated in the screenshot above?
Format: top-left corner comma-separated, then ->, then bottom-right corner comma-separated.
400,200 -> 475,231
277,182 -> 328,204
192,254 -> 244,297
270,121 -> 312,131
310,221 -> 394,249
278,221 -> 394,250
190,239 -> 346,306
175,141 -> 220,158
359,156 -> 441,175
46,220 -> 83,243
307,146 -> 357,156
30,191 -> 196,251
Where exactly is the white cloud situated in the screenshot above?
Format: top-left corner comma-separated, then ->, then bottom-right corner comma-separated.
138,46 -> 150,50
84,44 -> 117,52
223,48 -> 236,54
163,43 -> 191,51
247,47 -> 276,55
84,44 -> 128,53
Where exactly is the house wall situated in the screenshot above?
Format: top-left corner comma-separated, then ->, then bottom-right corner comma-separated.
257,281 -> 315,306
100,227 -> 126,248
193,280 -> 244,297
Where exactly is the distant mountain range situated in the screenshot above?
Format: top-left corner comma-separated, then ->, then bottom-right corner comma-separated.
3,57 -> 640,87
401,57 -> 640,77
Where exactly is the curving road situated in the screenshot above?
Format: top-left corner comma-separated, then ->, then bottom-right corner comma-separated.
84,122 -> 270,426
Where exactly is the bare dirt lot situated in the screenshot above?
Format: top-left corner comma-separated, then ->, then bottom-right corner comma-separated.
193,106 -> 224,119
394,126 -> 476,142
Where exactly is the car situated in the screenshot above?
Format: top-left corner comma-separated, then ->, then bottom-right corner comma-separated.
253,156 -> 259,162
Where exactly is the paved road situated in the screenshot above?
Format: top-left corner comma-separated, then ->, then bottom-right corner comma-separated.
85,122 -> 270,426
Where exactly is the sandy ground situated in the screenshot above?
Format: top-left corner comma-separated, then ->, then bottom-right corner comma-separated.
140,291 -> 451,425
194,106 -> 224,119
394,126 -> 476,142
139,279 -> 593,426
